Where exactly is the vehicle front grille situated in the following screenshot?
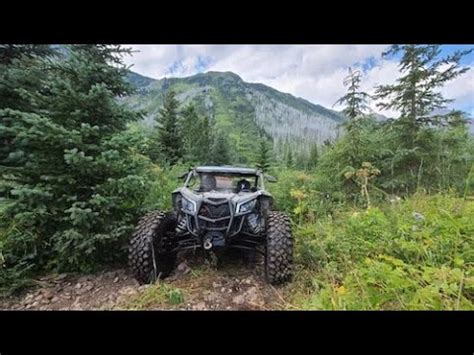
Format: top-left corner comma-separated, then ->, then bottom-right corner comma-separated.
199,203 -> 230,219
197,201 -> 231,231
199,219 -> 229,230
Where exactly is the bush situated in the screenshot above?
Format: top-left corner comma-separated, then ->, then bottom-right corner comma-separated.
0,46 -> 152,293
293,193 -> 474,310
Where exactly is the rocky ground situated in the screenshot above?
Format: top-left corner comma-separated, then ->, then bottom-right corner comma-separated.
0,251 -> 293,310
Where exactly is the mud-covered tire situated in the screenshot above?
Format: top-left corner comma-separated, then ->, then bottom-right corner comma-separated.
264,211 -> 293,285
129,211 -> 177,284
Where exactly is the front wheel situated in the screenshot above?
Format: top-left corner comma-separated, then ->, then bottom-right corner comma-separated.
264,211 -> 293,285
129,211 -> 177,284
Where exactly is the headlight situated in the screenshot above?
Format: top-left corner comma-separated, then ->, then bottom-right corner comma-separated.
182,197 -> 196,213
238,200 -> 256,213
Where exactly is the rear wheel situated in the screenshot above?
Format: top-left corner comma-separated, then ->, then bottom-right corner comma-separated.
129,211 -> 177,284
264,211 -> 293,285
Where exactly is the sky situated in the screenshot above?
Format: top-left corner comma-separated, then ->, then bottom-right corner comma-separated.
123,45 -> 474,118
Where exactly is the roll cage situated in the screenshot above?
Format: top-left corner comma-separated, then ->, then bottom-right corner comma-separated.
182,166 -> 267,191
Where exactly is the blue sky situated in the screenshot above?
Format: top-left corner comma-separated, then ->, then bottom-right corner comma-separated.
125,45 -> 474,118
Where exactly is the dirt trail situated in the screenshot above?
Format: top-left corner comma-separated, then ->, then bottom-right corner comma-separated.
0,251 -> 291,310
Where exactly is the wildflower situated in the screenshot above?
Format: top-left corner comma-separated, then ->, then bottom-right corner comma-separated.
336,285 -> 347,295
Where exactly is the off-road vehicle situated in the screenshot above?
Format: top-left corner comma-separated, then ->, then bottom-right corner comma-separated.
129,166 -> 293,285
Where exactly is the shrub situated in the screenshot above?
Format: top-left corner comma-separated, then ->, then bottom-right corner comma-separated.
293,193 -> 474,310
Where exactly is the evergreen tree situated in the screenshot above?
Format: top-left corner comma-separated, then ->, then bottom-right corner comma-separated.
286,148 -> 294,168
0,45 -> 151,276
181,104 -> 214,164
154,90 -> 182,165
308,143 -> 319,169
210,131 -> 231,165
0,45 -> 56,111
294,152 -> 308,170
199,115 -> 214,164
181,104 -> 201,163
375,45 -> 472,146
255,138 -> 272,172
334,67 -> 372,166
374,45 -> 472,193
334,67 -> 371,122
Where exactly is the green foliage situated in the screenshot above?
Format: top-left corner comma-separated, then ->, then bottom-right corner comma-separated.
119,282 -> 185,310
255,138 -> 272,172
1,44 -> 473,310
334,67 -> 370,120
371,45 -> 473,194
269,168 -> 344,222
181,105 -> 214,165
313,116 -> 473,202
210,131 -> 232,165
293,193 -> 474,310
143,164 -> 188,211
153,90 -> 183,165
308,144 -> 319,169
0,45 -> 152,291
375,45 -> 472,129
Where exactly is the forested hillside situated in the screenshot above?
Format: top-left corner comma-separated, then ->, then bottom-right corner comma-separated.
124,70 -> 344,164
0,44 -> 473,310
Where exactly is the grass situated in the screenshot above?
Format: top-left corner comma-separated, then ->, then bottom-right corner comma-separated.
118,282 -> 185,310
287,193 -> 474,310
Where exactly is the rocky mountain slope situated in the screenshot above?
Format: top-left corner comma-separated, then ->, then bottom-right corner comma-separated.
124,71 -> 346,159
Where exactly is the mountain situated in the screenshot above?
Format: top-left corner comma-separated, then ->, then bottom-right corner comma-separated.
124,71 -> 345,161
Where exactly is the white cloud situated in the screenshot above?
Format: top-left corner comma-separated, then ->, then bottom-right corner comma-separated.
441,63 -> 474,116
123,45 -> 473,117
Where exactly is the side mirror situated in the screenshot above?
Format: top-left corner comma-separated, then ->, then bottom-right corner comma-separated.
264,175 -> 277,182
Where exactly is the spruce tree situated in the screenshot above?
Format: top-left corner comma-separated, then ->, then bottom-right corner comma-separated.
334,67 -> 371,123
181,104 -> 213,164
0,45 -> 150,276
375,45 -> 472,145
199,115 -> 213,164
155,90 -> 182,165
308,143 -> 319,169
211,131 -> 231,165
334,67 -> 371,166
286,148 -> 294,168
255,138 -> 272,172
181,104 -> 200,163
374,45 -> 472,193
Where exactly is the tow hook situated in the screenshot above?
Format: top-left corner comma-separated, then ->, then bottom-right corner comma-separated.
203,237 -> 213,250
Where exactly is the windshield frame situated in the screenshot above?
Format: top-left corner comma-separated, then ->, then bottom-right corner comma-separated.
184,169 -> 264,191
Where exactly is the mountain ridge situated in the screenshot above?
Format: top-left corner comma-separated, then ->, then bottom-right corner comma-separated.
124,70 -> 345,162
127,70 -> 345,122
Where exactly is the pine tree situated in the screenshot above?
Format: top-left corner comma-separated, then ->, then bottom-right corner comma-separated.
0,45 -> 56,111
375,45 -> 472,145
0,45 -> 151,275
308,143 -> 319,169
373,45 -> 472,193
210,131 -> 231,165
286,148 -> 294,168
199,115 -> 214,164
334,67 -> 372,166
181,104 -> 214,164
181,104 -> 200,163
334,67 -> 371,122
155,90 -> 182,165
255,138 -> 272,172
